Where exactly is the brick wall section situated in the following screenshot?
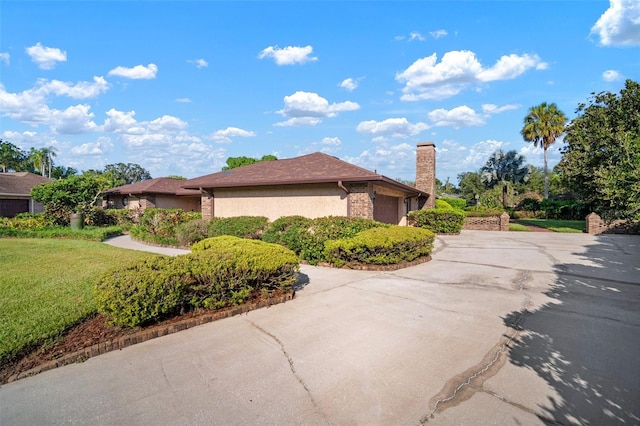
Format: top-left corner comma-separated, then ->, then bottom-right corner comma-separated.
348,183 -> 374,219
201,194 -> 213,219
586,212 -> 640,234
416,142 -> 436,209
139,197 -> 156,209
463,213 -> 510,231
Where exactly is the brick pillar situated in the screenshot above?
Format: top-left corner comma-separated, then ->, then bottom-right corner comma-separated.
500,212 -> 510,231
201,193 -> 214,219
416,142 -> 436,209
348,183 -> 374,219
586,212 -> 603,234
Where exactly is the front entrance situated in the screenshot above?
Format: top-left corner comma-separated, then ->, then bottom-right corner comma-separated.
373,194 -> 399,224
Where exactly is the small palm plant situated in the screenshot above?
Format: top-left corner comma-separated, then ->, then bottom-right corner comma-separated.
481,150 -> 531,208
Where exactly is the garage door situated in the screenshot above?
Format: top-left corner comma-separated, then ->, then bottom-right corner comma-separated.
373,194 -> 399,224
0,199 -> 30,218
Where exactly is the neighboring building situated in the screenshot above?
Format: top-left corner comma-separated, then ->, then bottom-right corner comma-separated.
0,172 -> 52,217
103,177 -> 202,212
182,143 -> 436,225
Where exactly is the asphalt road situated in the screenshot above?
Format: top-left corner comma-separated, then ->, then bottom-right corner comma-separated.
1,231 -> 638,425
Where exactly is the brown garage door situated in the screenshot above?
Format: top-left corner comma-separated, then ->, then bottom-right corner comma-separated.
0,199 -> 30,218
373,194 -> 399,224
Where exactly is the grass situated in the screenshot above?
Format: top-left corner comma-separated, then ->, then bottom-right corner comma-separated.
515,219 -> 585,233
509,223 -> 531,232
0,238 -> 156,365
0,225 -> 126,241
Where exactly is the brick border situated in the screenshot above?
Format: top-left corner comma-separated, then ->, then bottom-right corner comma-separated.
7,292 -> 294,383
312,255 -> 432,271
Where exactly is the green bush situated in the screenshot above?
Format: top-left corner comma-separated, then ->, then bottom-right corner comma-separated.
207,216 -> 269,239
324,226 -> 435,268
261,215 -> 313,254
439,197 -> 466,210
0,213 -> 47,230
435,199 -> 453,210
408,208 -> 465,234
131,209 -> 201,246
176,218 -> 211,246
96,236 -> 299,327
85,207 -> 119,227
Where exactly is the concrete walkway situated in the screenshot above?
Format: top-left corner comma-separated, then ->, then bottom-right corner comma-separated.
1,231 -> 638,425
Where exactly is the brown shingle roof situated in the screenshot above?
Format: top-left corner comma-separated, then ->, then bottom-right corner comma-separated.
183,152 -> 422,195
0,172 -> 52,196
104,177 -> 201,196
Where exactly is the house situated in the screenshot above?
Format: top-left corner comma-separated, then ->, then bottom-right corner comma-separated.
0,172 -> 52,217
103,177 -> 202,212
182,142 -> 436,225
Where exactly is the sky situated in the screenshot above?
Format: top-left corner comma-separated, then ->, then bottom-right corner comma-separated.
1,1 -> 639,185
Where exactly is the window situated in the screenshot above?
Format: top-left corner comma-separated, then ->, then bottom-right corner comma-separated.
122,196 -> 128,206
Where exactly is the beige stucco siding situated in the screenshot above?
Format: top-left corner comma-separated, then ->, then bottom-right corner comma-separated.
212,184 -> 348,221
153,195 -> 201,212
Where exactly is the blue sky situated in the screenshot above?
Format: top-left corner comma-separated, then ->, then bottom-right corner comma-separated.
1,1 -> 638,184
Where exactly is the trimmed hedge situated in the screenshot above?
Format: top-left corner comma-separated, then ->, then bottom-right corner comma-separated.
261,215 -> 313,255
176,218 -> 211,246
439,197 -> 466,210
95,236 -> 299,327
408,208 -> 465,234
435,199 -> 453,210
207,216 -> 269,239
324,226 -> 435,268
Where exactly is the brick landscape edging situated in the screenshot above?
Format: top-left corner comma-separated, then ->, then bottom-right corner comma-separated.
8,292 -> 294,383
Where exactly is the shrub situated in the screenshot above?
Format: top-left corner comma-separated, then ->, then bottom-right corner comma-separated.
539,199 -> 588,220
324,226 -> 435,268
96,237 -> 299,327
262,215 -> 313,254
208,216 -> 269,239
176,218 -> 211,247
85,207 -> 119,227
0,213 -> 47,230
435,199 -> 453,210
439,197 -> 466,210
408,208 -> 465,234
131,209 -> 201,246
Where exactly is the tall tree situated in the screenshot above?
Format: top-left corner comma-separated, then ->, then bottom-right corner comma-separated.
28,148 -> 47,176
0,140 -> 26,172
222,154 -> 277,170
103,163 -> 152,186
480,150 -> 531,208
521,102 -> 568,199
558,79 -> 640,219
457,171 -> 484,206
44,146 -> 57,178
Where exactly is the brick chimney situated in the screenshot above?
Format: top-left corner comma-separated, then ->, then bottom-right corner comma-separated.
416,142 -> 436,209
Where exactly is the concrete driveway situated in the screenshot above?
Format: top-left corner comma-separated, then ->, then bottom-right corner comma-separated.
1,231 -> 638,425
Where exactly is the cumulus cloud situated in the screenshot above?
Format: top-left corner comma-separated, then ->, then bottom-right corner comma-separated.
344,143 -> 416,177
396,50 -> 547,101
0,52 -> 9,65
188,58 -> 208,68
409,31 -> 426,41
39,76 -> 109,99
481,103 -> 519,114
71,137 -> 114,155
591,0 -> 640,46
26,43 -> 67,70
108,63 -> 158,79
275,91 -> 359,126
428,106 -> 485,128
258,45 -> 318,65
339,77 -> 362,91
429,29 -> 448,39
102,109 -> 187,139
210,127 -> 256,143
602,69 -> 623,81
297,136 -> 342,155
50,104 -> 98,134
356,117 -> 430,138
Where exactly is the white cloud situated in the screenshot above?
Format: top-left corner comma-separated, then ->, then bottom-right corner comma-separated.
210,127 -> 256,143
176,97 -> 192,103
602,69 -> 623,81
396,50 -> 547,101
188,58 -> 208,68
258,45 -> 318,65
50,104 -> 98,134
591,0 -> 640,46
26,43 -> 67,70
108,63 -> 158,79
71,137 -> 114,155
409,31 -> 426,41
428,106 -> 485,128
429,29 -> 448,39
437,139 -> 507,176
481,103 -> 519,114
103,109 -> 145,134
356,117 -> 430,138
339,77 -> 361,91
321,137 -> 341,146
0,52 -> 9,65
148,115 -> 188,132
344,143 -> 416,177
40,76 -> 109,99
275,91 -> 359,126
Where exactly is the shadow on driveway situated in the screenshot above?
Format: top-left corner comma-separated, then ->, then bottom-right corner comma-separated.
503,235 -> 640,424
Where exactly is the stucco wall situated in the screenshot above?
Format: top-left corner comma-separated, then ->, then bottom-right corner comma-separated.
153,195 -> 201,212
211,184 -> 348,221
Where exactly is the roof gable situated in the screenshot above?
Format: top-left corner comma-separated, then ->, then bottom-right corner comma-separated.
183,152 -> 419,194
0,172 -> 53,196
104,177 -> 201,196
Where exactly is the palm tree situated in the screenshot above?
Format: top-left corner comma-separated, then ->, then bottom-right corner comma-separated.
481,149 -> 531,208
43,146 -> 58,178
28,148 -> 46,176
521,102 -> 567,199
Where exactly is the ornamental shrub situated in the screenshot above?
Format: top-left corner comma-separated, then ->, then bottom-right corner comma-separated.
324,226 -> 435,268
262,215 -> 313,254
439,197 -> 466,210
207,216 -> 269,239
435,199 -> 454,210
176,218 -> 211,246
408,208 -> 465,234
95,236 -> 299,327
131,209 -> 201,246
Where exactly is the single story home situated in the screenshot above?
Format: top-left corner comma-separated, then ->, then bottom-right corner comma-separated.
0,172 -> 53,217
103,177 -> 202,212
182,142 -> 436,225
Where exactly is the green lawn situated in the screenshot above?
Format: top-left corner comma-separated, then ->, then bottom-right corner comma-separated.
0,238 -> 155,365
515,219 -> 585,233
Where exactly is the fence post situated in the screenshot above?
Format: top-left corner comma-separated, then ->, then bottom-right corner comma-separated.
586,212 -> 603,234
500,212 -> 510,232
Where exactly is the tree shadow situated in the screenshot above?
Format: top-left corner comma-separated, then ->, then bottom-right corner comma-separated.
503,235 -> 640,424
293,272 -> 310,292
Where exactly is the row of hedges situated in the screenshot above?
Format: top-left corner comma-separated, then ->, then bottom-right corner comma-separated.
95,236 -> 299,327
408,198 -> 466,234
512,198 -> 588,220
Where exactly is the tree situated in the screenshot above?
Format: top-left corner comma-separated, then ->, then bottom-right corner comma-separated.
51,165 -> 78,180
221,154 -> 277,170
44,146 -> 57,178
28,148 -> 47,176
521,102 -> 568,199
0,140 -> 26,172
558,79 -> 640,219
457,171 -> 484,206
480,150 -> 531,208
103,163 -> 152,186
